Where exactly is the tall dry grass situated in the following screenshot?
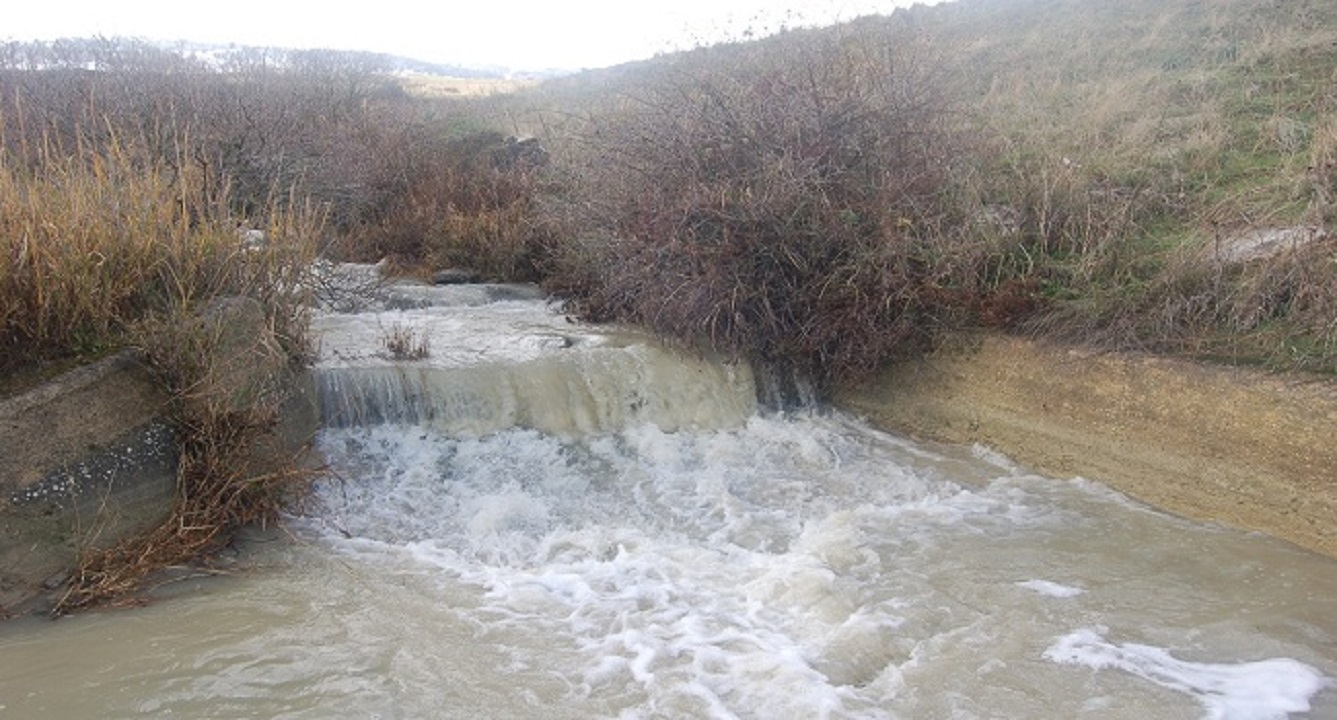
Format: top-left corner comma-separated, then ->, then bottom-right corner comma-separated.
0,130 -> 319,374
0,120 -> 325,613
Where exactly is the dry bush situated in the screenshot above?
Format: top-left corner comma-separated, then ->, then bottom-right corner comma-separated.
0,129 -> 321,374
543,30 -> 973,391
0,44 -> 485,253
380,321 -> 431,360
340,130 -> 552,281
57,310 -> 319,613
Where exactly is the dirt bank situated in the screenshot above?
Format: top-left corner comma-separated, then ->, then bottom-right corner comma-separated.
836,335 -> 1337,558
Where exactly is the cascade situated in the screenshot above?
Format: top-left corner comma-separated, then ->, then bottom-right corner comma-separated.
310,278 -> 756,437
3,267 -> 1331,719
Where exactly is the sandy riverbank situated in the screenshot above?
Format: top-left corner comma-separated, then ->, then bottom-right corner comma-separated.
836,334 -> 1337,559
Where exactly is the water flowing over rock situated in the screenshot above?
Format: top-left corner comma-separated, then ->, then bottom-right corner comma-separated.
310,276 -> 756,437
3,268 -> 1333,720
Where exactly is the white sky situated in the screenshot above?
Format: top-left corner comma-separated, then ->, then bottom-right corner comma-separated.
2,0 -> 946,71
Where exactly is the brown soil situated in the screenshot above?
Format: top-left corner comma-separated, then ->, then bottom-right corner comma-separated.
836,334 -> 1337,558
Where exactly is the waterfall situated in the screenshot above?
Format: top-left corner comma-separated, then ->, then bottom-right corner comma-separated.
313,348 -> 756,437
310,276 -> 756,437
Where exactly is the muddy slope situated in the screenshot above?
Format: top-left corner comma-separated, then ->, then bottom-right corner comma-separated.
836,335 -> 1337,558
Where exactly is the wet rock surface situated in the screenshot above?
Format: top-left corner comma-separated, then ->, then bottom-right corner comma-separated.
0,351 -> 175,615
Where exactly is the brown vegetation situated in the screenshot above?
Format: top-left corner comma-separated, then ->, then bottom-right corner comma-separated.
339,130 -> 553,282
0,42 -> 332,611
381,321 -> 431,361
56,300 -> 319,613
538,31 -> 988,392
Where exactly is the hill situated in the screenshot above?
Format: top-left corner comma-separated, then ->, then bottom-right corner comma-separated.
511,0 -> 1336,377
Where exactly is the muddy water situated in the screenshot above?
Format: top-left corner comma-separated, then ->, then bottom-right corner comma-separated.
1,278 -> 1334,719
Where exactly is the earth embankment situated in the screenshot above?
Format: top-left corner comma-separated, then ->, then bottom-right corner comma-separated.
836,335 -> 1337,558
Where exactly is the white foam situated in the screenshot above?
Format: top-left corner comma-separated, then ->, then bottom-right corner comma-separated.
301,414 -> 1038,716
1016,579 -> 1085,598
1044,628 -> 1330,719
298,285 -> 1337,717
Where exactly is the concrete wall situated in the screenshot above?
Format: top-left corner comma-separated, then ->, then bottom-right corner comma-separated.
0,297 -> 318,616
836,334 -> 1337,559
0,352 -> 176,614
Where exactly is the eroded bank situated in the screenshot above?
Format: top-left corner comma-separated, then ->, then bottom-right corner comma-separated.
836,334 -> 1337,558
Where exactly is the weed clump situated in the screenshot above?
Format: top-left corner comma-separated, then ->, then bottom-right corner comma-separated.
381,321 -> 431,360
56,304 -> 322,614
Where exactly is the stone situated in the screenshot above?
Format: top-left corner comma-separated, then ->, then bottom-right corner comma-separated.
432,268 -> 479,285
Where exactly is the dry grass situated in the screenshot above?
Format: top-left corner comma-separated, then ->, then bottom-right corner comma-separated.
47,213 -> 322,612
0,118 -> 325,613
0,132 -> 321,374
381,322 -> 431,361
56,399 -> 318,613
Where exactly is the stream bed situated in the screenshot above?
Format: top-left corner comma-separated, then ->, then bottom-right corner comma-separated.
1,276 -> 1334,719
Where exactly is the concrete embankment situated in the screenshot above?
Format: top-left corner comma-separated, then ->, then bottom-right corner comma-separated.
0,297 -> 318,615
0,352 -> 177,614
836,335 -> 1337,558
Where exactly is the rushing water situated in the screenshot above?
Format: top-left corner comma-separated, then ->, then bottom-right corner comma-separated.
2,274 -> 1335,719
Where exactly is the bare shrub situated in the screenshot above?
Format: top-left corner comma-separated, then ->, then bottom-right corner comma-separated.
0,42 -> 483,254
543,30 -> 971,391
340,129 -> 552,282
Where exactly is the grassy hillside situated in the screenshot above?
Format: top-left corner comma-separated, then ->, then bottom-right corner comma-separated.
916,0 -> 1337,227
511,0 -> 1336,379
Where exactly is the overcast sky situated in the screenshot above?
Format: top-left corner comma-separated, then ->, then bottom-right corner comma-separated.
3,0 -> 946,71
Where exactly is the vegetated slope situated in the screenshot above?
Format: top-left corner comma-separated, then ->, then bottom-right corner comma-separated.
915,0 -> 1336,229
523,0 -> 1336,378
914,0 -> 1337,369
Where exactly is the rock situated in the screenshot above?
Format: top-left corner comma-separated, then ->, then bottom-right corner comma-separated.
0,296 -> 319,615
432,268 -> 479,285
1211,225 -> 1327,263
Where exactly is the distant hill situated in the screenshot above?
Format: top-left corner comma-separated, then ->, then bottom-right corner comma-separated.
0,36 -> 565,80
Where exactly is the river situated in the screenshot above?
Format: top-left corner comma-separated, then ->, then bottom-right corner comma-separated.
1,274 -> 1334,719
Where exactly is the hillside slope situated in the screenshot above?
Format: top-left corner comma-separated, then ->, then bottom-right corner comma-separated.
907,0 -> 1337,228
519,0 -> 1336,375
